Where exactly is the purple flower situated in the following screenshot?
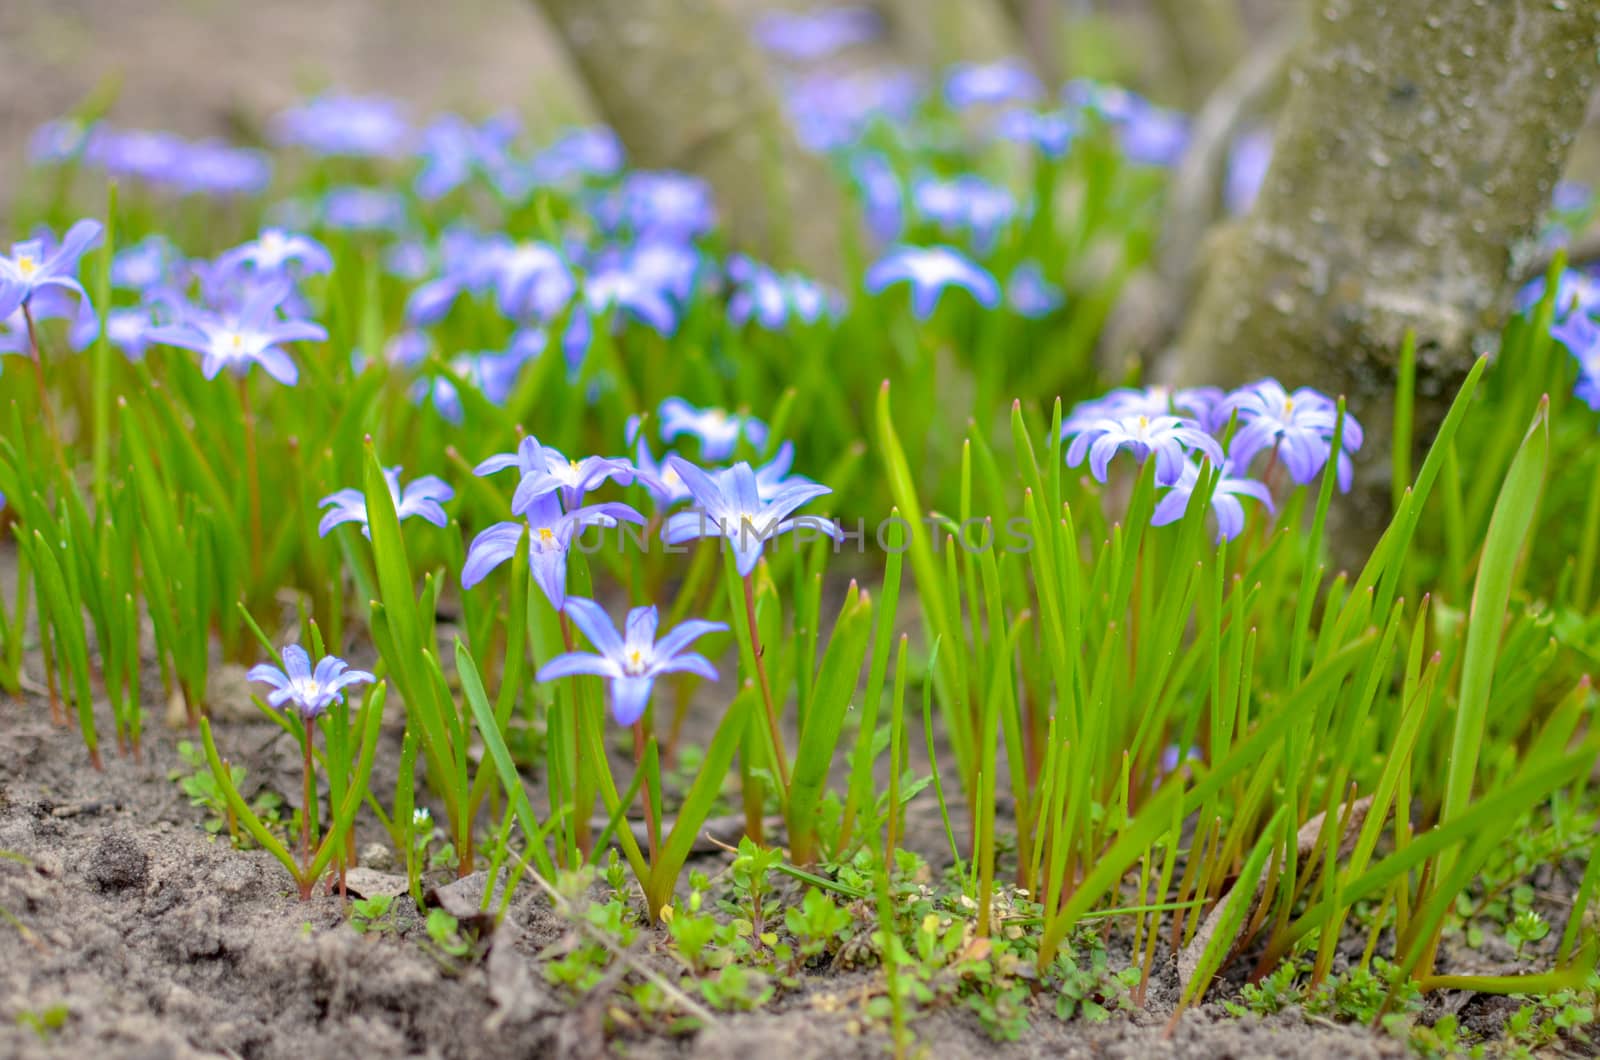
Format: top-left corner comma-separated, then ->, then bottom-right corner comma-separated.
608,171 -> 715,240
625,416 -> 692,511
728,259 -> 837,329
217,229 -> 333,279
1552,312 -> 1600,410
752,6 -> 880,61
1226,130 -> 1272,216
945,59 -> 1042,110
995,108 -> 1077,159
0,286 -> 99,357
533,127 -> 624,184
853,153 -> 904,243
112,236 -> 181,293
662,457 -> 840,576
415,112 -> 518,200
659,398 -> 768,461
322,187 -> 408,232
462,493 -> 644,605
474,436 -> 636,514
912,175 -> 1016,249
0,219 -> 103,319
537,598 -> 726,726
273,94 -> 412,158
146,280 -> 325,385
1151,459 -> 1274,542
105,307 -> 156,361
1221,380 -> 1363,492
175,141 -> 273,197
493,241 -> 575,320
865,245 -> 1001,319
1007,262 -> 1064,318
247,645 -> 375,720
317,467 -> 454,538
1064,386 -> 1224,435
29,120 -> 93,165
412,344 -> 533,423
1065,80 -> 1189,166
1519,267 -> 1600,320
1066,413 -> 1224,486
753,441 -> 812,500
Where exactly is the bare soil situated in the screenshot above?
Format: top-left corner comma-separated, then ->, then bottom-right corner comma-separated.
0,700 -> 1421,1059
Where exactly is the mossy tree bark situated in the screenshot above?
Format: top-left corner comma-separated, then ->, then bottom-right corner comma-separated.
530,0 -> 852,280
877,0 -> 1021,71
1165,0 -> 1600,541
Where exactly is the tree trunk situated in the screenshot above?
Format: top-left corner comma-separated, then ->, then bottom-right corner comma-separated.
530,0 -> 852,280
878,0 -> 1021,70
1166,0 -> 1600,542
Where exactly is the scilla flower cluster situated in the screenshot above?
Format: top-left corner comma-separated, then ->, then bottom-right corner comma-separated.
1062,380 -> 1363,542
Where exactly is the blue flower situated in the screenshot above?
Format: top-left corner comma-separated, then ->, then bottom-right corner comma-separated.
945,59 -> 1042,110
29,120 -> 93,165
1220,380 -> 1363,492
752,6 -> 880,61
405,228 -> 510,325
1007,262 -> 1064,318
537,598 -> 726,726
1519,267 -> 1600,321
462,492 -> 644,606
175,141 -> 273,197
247,645 -> 376,720
322,187 -> 408,232
865,245 -> 1001,319
105,306 -> 157,362
0,286 -> 99,358
533,127 -> 624,184
112,236 -> 182,293
662,457 -> 840,576
146,280 -> 325,385
0,219 -> 103,320
659,398 -> 768,461
317,467 -> 454,538
1065,80 -> 1189,166
852,153 -> 905,243
411,343 -> 534,423
415,112 -> 519,201
474,436 -> 637,514
603,171 -> 715,240
1151,459 -> 1274,542
727,258 -> 837,329
217,229 -> 333,280
911,175 -> 1016,250
273,94 -> 412,158
994,108 -> 1077,159
1226,130 -> 1272,215
1064,386 -> 1224,435
1552,312 -> 1600,410
488,240 -> 571,320
1065,413 -> 1224,486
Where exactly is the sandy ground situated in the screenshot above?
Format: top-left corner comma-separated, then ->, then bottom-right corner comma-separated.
0,705 -> 1420,1060
0,0 -> 589,197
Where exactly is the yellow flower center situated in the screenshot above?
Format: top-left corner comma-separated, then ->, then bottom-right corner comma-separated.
229,332 -> 244,350
16,255 -> 37,279
1283,397 -> 1295,413
1136,415 -> 1149,431
627,649 -> 644,674
537,526 -> 556,544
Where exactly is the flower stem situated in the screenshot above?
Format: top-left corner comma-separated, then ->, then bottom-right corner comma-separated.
559,612 -> 592,858
632,720 -> 659,865
302,718 -> 316,879
742,573 -> 791,794
238,375 -> 263,581
22,305 -> 69,477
